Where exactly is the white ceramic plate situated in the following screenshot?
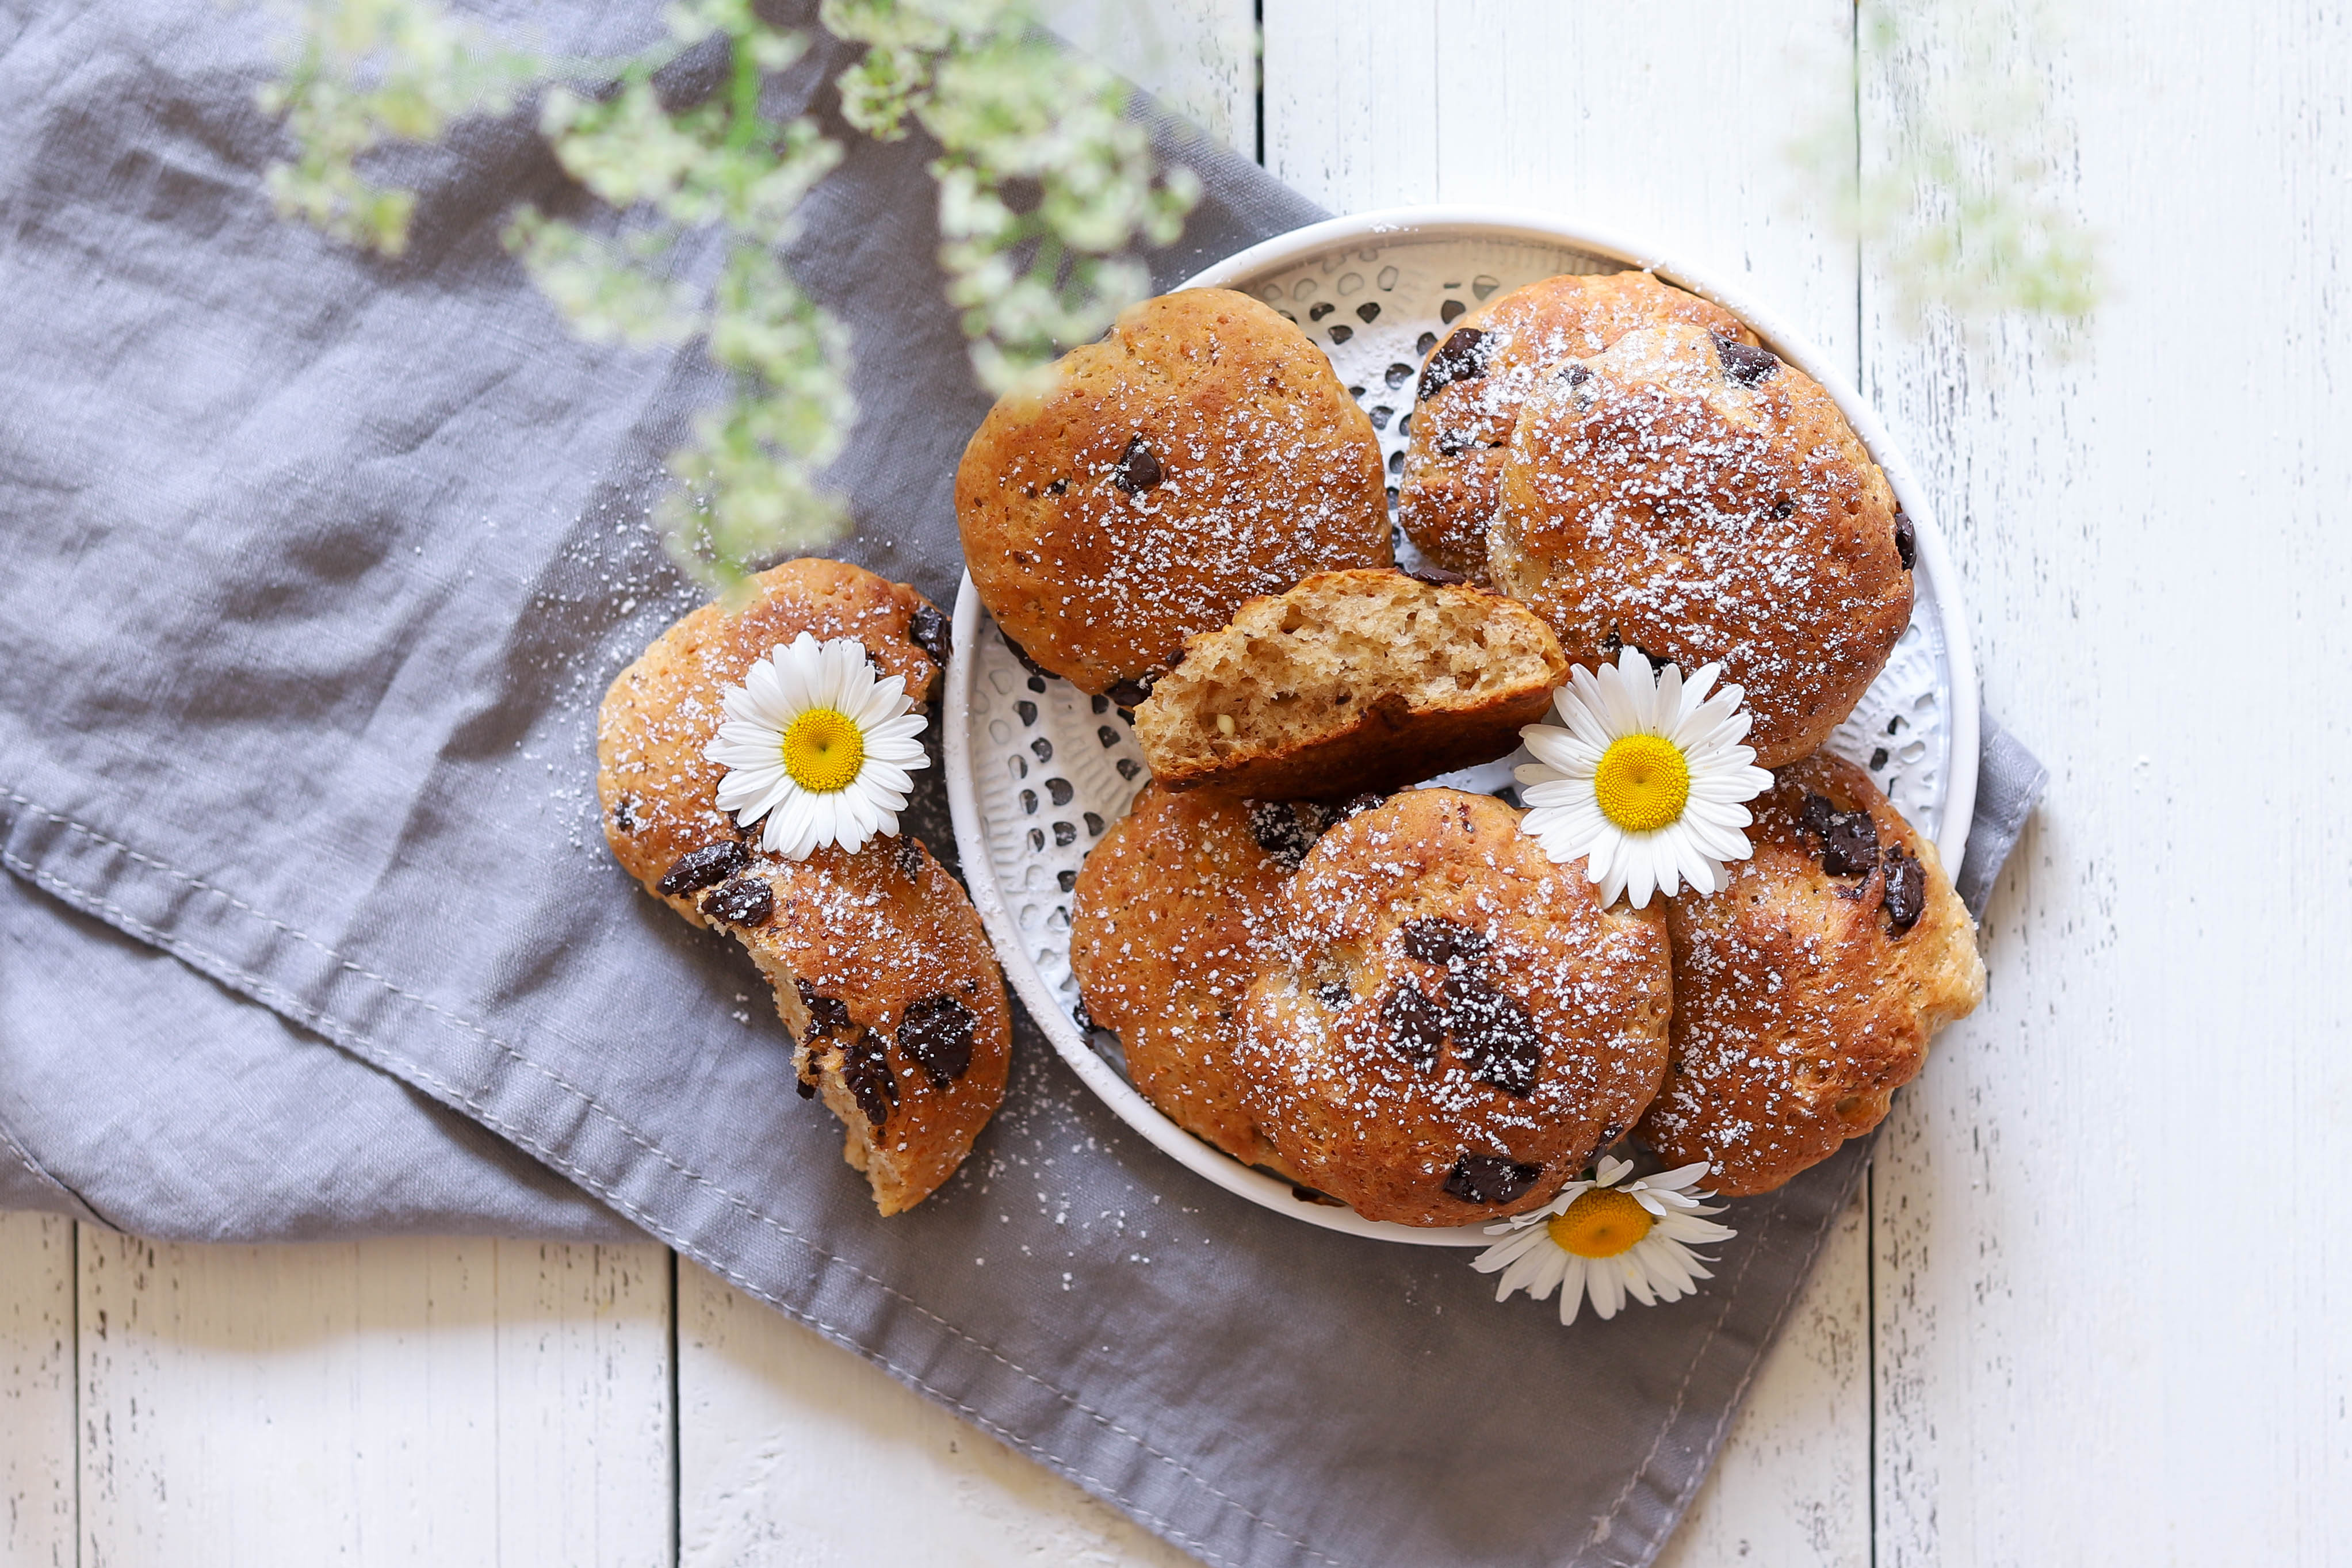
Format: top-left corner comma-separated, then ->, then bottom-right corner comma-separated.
945,206 -> 1979,1246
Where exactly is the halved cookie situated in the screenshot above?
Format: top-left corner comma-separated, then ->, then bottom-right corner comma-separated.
596,558 -> 1009,1215
1131,569 -> 1569,801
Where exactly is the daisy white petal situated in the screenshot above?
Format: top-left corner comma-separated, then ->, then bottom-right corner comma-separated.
1469,1161 -> 1737,1328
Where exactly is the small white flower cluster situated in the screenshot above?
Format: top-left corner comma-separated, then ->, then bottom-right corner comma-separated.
262,0 -> 1200,585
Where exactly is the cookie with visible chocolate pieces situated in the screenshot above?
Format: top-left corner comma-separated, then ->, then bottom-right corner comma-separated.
1233,789 -> 1673,1226
1490,321 -> 1913,767
596,559 -> 1009,1215
1635,754 -> 1983,1196
1398,272 -> 1754,579
1131,568 -> 1569,801
1068,785 -> 1317,1177
956,289 -> 1393,699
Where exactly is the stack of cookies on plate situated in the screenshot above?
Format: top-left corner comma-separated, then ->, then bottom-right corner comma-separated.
958,278 -> 1984,1226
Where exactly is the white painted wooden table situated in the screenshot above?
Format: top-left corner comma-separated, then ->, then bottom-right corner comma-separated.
6,3 -> 2349,1563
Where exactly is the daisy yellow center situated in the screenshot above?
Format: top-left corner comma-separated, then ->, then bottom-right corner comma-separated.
782,707 -> 866,793
1592,734 -> 1691,833
1547,1188 -> 1655,1259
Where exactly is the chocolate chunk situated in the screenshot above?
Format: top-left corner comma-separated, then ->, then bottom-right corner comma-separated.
1439,299 -> 1467,323
839,1035 -> 898,1129
1444,1153 -> 1543,1206
701,874 -> 774,927
1714,334 -> 1781,387
896,839 -> 925,884
1893,509 -> 1917,570
1379,982 -> 1445,1073
1316,981 -> 1353,1009
613,796 -> 641,833
1418,326 -> 1492,400
1104,675 -> 1154,708
1046,778 -> 1073,807
1247,800 -> 1327,870
1800,793 -> 1880,878
1403,563 -> 1467,587
897,993 -> 977,1087
1356,301 -> 1380,323
998,634 -> 1055,682
1309,301 -> 1334,320
1328,324 -> 1353,344
1882,845 -> 1928,935
908,603 -> 952,665
794,980 -> 851,1038
1447,972 -> 1542,1097
1112,435 -> 1164,495
1399,916 -> 1489,969
657,840 -> 747,897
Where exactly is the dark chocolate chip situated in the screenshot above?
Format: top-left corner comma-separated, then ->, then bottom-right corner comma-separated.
1387,360 -> 1416,389
896,839 -> 924,884
1090,694 -> 1109,714
1309,301 -> 1334,320
1328,324 -> 1353,344
898,993 -> 978,1087
1015,699 -> 1038,725
1020,789 -> 1038,815
1418,326 -> 1491,399
1030,737 -> 1053,763
1800,793 -> 1880,878
1870,747 -> 1890,771
1046,778 -> 1073,807
1379,982 -> 1445,1073
839,1035 -> 898,1129
1027,674 -> 1047,693
1246,800 -> 1326,870
1556,362 -> 1592,387
1057,867 -> 1076,892
1888,715 -> 1905,735
657,840 -> 747,897
1112,435 -> 1163,494
1104,676 -> 1154,708
1348,385 -> 1366,399
1894,509 -> 1917,570
701,875 -> 774,928
1070,999 -> 1093,1034
1403,563 -> 1467,587
1439,299 -> 1467,323
795,1073 -> 816,1100
1094,725 -> 1118,750
1414,332 -> 1437,356
1714,334 -> 1781,387
1116,758 -> 1142,781
1084,812 -> 1104,836
1435,429 -> 1473,458
1356,301 -> 1380,323
1316,981 -> 1353,1009
1336,791 -> 1387,820
908,603 -> 953,665
1882,845 -> 1928,935
1291,1183 -> 1343,1206
1027,827 -> 1044,852
1045,477 -> 1069,496
998,634 -> 1055,681
1399,916 -> 1489,969
1053,820 -> 1076,847
1772,494 -> 1796,518
1444,1153 -> 1543,1206
794,980 -> 851,1038
1388,449 -> 1405,475
1367,405 -> 1393,431
613,796 -> 640,833
1447,971 -> 1543,1097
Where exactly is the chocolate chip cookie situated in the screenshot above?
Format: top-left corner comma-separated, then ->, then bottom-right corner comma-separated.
1490,320 -> 1913,766
1233,789 -> 1673,1225
596,558 -> 1009,1215
1635,754 -> 1983,1195
1397,271 -> 1753,579
956,288 -> 1392,699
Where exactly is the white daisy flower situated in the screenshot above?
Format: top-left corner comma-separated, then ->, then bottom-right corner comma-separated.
1471,1157 -> 1737,1326
1515,646 -> 1774,909
702,632 -> 930,860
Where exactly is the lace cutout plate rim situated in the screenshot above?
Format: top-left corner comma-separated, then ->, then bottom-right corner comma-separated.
943,208 -> 1980,1246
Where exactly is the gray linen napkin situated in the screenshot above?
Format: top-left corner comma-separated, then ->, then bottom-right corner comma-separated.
0,5 -> 2045,1565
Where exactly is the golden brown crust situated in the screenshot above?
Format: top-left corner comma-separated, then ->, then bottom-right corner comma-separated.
1635,754 -> 1984,1196
955,289 -> 1392,697
1397,272 -> 1753,578
1490,322 -> 1913,767
1131,568 -> 1569,801
594,559 -> 1008,1216
1068,785 -> 1299,1176
1233,790 -> 1673,1226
